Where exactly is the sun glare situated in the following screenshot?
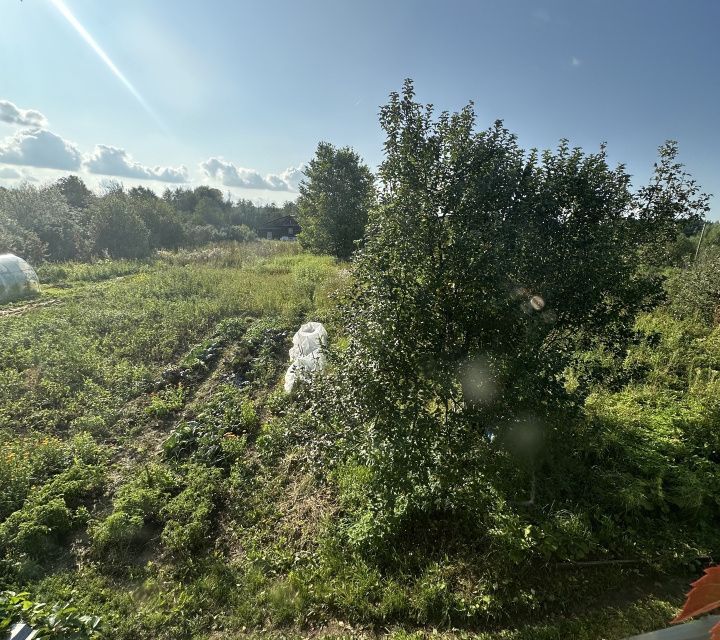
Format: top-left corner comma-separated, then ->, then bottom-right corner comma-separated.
48,0 -> 166,131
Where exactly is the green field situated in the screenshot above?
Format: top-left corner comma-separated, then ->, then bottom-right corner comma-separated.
0,242 -> 342,637
0,241 -> 712,639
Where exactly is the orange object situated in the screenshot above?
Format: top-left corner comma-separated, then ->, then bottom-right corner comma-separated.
672,566 -> 720,640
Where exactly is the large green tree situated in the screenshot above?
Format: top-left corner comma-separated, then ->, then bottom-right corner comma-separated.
318,81 -> 709,547
297,142 -> 374,259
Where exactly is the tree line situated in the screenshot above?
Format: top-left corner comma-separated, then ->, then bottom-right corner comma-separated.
0,176 -> 298,263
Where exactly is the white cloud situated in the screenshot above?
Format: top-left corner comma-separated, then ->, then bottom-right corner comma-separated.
571,56 -> 582,67
200,157 -> 305,192
84,144 -> 189,183
0,128 -> 82,170
280,165 -> 307,191
200,157 -> 276,190
0,167 -> 22,179
0,100 -> 48,128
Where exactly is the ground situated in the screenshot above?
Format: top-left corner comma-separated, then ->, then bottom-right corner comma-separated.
0,241 -> 696,639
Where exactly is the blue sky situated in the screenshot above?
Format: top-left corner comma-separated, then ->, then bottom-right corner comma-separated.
0,0 -> 718,214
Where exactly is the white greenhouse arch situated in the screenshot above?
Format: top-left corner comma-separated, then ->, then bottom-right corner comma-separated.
0,253 -> 40,303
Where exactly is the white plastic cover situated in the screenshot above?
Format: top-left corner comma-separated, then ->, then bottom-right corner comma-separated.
0,253 -> 39,303
284,321 -> 327,392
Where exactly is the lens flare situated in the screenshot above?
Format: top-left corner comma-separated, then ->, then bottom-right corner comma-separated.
529,295 -> 545,311
459,356 -> 498,405
48,0 -> 166,131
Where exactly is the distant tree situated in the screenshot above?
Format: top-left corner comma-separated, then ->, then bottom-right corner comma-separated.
193,186 -> 225,206
0,184 -> 87,261
90,193 -> 150,259
228,198 -> 258,228
193,196 -> 225,227
163,187 -> 198,217
56,175 -> 94,209
282,200 -> 298,217
128,185 -> 157,200
164,186 -> 228,227
128,187 -> 186,250
0,207 -> 44,263
99,179 -> 125,197
296,142 -> 375,259
668,231 -> 699,266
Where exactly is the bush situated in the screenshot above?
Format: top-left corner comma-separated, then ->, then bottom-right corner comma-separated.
91,464 -> 177,555
0,461 -> 105,561
0,590 -> 102,639
0,184 -> 88,262
160,465 -> 223,557
666,250 -> 720,324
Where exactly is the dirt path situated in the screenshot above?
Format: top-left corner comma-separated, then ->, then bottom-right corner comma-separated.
0,298 -> 61,318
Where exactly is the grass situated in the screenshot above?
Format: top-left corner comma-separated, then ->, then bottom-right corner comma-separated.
0,241 -> 335,435
199,591 -> 680,638
0,241 -> 696,639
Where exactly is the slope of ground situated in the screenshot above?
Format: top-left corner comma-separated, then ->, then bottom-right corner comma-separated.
0,241 -> 700,639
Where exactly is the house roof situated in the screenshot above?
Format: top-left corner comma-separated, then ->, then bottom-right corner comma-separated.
259,215 -> 300,230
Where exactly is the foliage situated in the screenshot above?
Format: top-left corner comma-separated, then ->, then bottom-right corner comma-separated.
145,384 -> 186,418
666,248 -> 720,323
0,177 -> 286,265
36,257 -> 152,284
90,192 -> 151,259
297,141 -> 375,259
0,206 -> 45,263
0,590 -> 102,639
129,187 -> 186,250
163,420 -> 227,465
309,81 -> 709,551
634,139 -> 710,266
0,432 -> 106,523
0,184 -> 87,261
0,458 -> 105,564
57,175 -> 95,210
160,465 -> 223,558
163,386 -> 258,465
91,464 -> 177,556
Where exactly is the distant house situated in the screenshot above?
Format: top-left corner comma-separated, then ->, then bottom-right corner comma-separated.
258,215 -> 301,241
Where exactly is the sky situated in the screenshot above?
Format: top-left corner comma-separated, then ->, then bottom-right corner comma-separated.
0,0 -> 718,214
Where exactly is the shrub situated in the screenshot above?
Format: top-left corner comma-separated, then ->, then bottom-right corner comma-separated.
666,250 -> 720,324
0,590 -> 102,639
91,464 -> 177,555
0,461 -> 104,561
0,184 -> 88,262
160,465 -> 223,558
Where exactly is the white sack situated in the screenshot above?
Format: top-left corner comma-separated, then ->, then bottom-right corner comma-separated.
284,321 -> 327,392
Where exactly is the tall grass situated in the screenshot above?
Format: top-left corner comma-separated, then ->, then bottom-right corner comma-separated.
0,242 -> 338,435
